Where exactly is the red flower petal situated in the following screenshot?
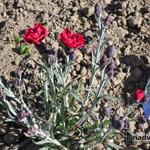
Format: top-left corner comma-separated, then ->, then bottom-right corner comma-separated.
23,23 -> 48,45
58,28 -> 85,49
133,89 -> 145,102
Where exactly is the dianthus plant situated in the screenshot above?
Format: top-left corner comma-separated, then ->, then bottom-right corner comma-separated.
0,3 -> 145,150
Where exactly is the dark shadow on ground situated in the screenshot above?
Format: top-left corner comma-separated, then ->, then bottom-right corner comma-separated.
120,54 -> 150,105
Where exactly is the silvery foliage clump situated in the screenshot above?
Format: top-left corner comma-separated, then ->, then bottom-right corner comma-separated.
0,3 -> 148,150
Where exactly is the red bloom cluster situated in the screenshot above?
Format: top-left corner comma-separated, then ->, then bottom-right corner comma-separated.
58,28 -> 85,49
133,89 -> 145,102
23,23 -> 48,45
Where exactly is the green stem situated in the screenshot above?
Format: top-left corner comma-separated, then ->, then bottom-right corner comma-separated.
124,102 -> 141,119
76,78 -> 108,127
99,130 -> 111,143
83,27 -> 107,106
37,130 -> 68,150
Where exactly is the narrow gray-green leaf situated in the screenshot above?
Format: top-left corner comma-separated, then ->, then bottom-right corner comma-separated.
44,81 -> 49,102
5,100 -> 17,116
145,79 -> 150,97
33,140 -> 51,145
39,147 -> 49,150
107,142 -> 124,150
7,110 -> 16,119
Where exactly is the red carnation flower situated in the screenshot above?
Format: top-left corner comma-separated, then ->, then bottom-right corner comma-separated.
58,28 -> 85,49
133,89 -> 145,102
23,23 -> 48,45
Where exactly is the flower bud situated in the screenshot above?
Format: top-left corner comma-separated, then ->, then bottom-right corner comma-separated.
95,3 -> 102,18
111,116 -> 125,130
14,69 -> 23,87
107,61 -> 115,79
108,61 -> 115,71
68,51 -> 77,61
26,126 -> 37,137
102,106 -> 112,116
15,69 -> 23,79
105,44 -> 116,58
17,110 -> 27,123
14,78 -> 22,87
47,48 -> 58,65
105,15 -> 113,26
99,54 -> 108,69
107,69 -> 114,79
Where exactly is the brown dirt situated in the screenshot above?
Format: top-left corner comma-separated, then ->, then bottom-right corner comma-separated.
0,0 -> 150,149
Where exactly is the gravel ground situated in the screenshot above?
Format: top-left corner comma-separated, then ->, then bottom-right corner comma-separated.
0,0 -> 150,149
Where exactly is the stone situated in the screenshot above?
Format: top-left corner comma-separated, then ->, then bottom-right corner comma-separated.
72,70 -> 76,76
121,1 -> 128,9
76,51 -> 83,63
63,0 -> 71,6
75,64 -> 80,72
17,0 -> 24,7
116,27 -> 128,39
112,77 -> 121,86
84,54 -> 90,61
27,86 -> 32,94
117,72 -> 126,80
121,16 -> 127,26
0,42 -> 4,50
104,0 -> 112,4
127,13 -> 142,28
81,67 -> 87,76
94,143 -> 104,150
0,3 -> 4,13
125,45 -> 131,55
129,121 -> 136,131
115,58 -> 120,66
134,13 -> 143,27
116,107 -> 124,116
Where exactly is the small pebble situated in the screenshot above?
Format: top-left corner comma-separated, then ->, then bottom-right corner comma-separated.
81,67 -> 87,76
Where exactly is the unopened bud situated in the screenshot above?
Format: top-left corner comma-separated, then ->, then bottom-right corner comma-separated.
99,54 -> 108,69
108,61 -> 115,71
15,69 -> 23,78
107,69 -> 114,79
95,3 -> 102,18
14,69 -> 23,87
102,106 -> 112,116
26,126 -> 37,137
68,51 -> 77,61
111,116 -> 125,130
14,78 -> 21,87
107,61 -> 115,79
105,15 -> 113,26
105,44 -> 116,58
47,48 -> 58,65
17,110 -> 27,123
